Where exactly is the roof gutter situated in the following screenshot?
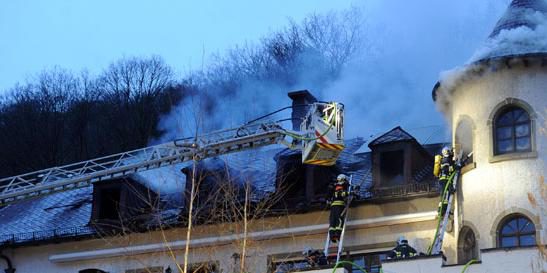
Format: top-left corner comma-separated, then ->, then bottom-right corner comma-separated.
49,211 -> 437,263
432,52 -> 547,102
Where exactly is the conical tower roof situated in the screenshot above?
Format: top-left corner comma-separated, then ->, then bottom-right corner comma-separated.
490,0 -> 547,38
433,0 -> 547,102
472,0 -> 547,61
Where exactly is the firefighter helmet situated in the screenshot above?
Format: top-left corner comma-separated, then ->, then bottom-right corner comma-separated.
441,146 -> 451,157
337,174 -> 348,182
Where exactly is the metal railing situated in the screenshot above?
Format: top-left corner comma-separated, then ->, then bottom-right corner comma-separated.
368,181 -> 438,200
0,226 -> 96,246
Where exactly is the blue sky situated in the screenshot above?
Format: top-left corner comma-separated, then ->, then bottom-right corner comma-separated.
1,0 -> 512,140
0,0 -> 356,91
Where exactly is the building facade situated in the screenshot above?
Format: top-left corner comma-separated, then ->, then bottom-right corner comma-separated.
1,1 -> 546,273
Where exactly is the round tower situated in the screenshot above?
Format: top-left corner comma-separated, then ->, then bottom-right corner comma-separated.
433,0 -> 547,264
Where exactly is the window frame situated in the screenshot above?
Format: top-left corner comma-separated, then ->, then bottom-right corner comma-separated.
497,215 -> 536,248
493,106 -> 532,155
487,98 -> 537,163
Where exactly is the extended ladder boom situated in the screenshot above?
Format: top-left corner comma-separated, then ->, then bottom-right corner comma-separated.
0,102 -> 345,206
0,123 -> 286,206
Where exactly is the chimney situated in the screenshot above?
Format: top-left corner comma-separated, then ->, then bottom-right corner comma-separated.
287,90 -> 317,131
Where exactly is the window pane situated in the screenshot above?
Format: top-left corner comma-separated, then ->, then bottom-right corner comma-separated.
501,236 -> 518,247
518,218 -> 535,233
352,257 -> 365,272
519,235 -> 536,246
497,139 -> 514,153
515,110 -> 529,123
502,219 -> 517,234
515,124 -> 530,137
516,137 -> 531,151
496,112 -> 513,126
496,126 -> 513,139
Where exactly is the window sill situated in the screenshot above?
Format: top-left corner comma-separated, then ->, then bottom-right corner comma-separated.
461,162 -> 476,174
488,151 -> 537,163
481,245 -> 543,253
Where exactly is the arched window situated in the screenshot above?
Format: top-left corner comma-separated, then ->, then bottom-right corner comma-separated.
494,106 -> 531,155
456,117 -> 474,164
458,226 -> 478,263
498,215 -> 536,247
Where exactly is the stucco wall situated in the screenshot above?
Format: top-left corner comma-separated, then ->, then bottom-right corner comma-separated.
382,247 -> 546,273
445,64 -> 547,261
1,197 -> 439,273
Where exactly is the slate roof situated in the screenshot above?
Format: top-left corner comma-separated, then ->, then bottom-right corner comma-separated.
0,132 -> 443,247
490,0 -> 547,38
475,0 -> 547,62
0,186 -> 95,245
368,127 -> 416,148
434,0 -> 547,102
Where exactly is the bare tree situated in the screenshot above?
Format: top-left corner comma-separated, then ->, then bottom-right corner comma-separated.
96,55 -> 174,150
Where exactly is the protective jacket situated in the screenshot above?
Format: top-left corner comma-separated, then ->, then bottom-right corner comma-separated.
388,242 -> 417,259
328,180 -> 349,242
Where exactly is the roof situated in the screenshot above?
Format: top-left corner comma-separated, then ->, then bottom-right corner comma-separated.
368,126 -> 417,148
0,187 -> 95,245
0,132 -> 442,248
433,0 -> 547,102
475,0 -> 547,62
490,0 -> 547,38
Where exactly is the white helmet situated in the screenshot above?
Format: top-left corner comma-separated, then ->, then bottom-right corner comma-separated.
337,174 -> 348,182
442,146 -> 453,157
397,236 -> 406,245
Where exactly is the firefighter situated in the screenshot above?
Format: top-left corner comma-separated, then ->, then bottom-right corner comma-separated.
303,247 -> 327,267
387,236 -> 417,259
328,174 -> 350,243
434,146 -> 455,216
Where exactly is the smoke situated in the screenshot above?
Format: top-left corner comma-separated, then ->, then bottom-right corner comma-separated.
436,0 -> 547,114
319,0 -> 509,141
146,1 -> 512,192
163,1 -> 510,139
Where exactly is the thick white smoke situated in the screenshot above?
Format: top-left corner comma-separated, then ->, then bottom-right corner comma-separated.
146,0 -> 512,192
436,1 -> 547,113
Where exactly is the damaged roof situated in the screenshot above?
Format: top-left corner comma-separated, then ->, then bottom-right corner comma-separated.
0,130 -> 443,247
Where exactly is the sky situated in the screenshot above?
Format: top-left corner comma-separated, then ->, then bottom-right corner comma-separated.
0,0 -> 355,91
0,0 -> 514,192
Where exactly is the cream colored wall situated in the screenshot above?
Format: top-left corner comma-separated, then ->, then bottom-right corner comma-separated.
446,65 -> 547,259
2,197 -> 439,273
382,247 -> 545,273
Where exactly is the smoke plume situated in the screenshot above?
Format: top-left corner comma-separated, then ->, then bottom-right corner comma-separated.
146,1 -> 512,192
436,1 -> 547,114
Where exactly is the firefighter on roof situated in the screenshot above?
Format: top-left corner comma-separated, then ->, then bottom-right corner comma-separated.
328,174 -> 350,243
434,146 -> 455,216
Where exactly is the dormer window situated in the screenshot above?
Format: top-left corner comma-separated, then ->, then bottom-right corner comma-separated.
91,178 -> 158,227
379,150 -> 404,187
98,187 -> 121,220
368,127 -> 434,192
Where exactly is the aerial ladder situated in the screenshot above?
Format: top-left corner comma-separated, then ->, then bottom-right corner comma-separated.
428,151 -> 473,257
0,102 -> 344,206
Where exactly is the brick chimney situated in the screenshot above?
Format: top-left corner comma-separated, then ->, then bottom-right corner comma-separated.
287,90 -> 317,131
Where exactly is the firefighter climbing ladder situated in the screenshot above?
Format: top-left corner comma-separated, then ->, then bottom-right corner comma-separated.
0,102 -> 346,206
323,175 -> 354,263
428,152 -> 473,256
